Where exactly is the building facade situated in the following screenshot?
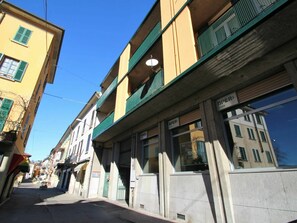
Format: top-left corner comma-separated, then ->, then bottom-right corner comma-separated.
54,92 -> 100,198
92,0 -> 297,222
0,2 -> 64,203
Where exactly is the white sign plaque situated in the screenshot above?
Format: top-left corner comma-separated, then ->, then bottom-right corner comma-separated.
216,92 -> 239,111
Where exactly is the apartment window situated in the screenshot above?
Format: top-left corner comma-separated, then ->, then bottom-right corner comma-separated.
85,134 -> 91,154
266,151 -> 273,163
213,12 -> 240,45
255,114 -> 262,125
247,128 -> 256,140
171,120 -> 208,172
76,126 -> 80,140
89,110 -> 95,129
142,136 -> 159,173
244,114 -> 251,122
13,26 -> 32,45
260,131 -> 267,142
0,152 -> 4,166
231,110 -> 237,116
34,97 -> 40,115
252,149 -> 261,162
82,119 -> 86,135
239,147 -> 247,161
234,124 -> 242,137
0,54 -> 28,81
0,98 -> 14,131
77,140 -> 83,161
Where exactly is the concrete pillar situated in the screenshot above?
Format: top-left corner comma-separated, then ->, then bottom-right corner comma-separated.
109,143 -> 120,200
201,100 -> 235,223
159,121 -> 172,218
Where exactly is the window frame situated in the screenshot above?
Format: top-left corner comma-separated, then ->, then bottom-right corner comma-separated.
13,26 -> 32,45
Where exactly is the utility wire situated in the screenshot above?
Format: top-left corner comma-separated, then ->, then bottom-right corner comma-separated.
44,92 -> 87,105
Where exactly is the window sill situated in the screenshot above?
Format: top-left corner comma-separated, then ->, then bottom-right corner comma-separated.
230,167 -> 297,174
171,170 -> 210,176
0,75 -> 15,82
10,39 -> 29,48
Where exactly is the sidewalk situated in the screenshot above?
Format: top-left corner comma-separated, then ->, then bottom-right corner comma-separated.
0,182 -> 175,223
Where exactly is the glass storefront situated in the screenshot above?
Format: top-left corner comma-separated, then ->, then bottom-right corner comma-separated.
171,120 -> 208,172
142,136 -> 159,173
224,87 -> 297,169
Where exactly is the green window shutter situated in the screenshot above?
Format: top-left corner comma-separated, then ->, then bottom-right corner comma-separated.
0,98 -> 13,132
13,26 -> 32,45
14,61 -> 28,82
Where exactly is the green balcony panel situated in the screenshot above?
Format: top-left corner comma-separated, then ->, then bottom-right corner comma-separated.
92,112 -> 114,140
129,22 -> 161,71
198,0 -> 284,57
97,77 -> 118,109
126,69 -> 163,113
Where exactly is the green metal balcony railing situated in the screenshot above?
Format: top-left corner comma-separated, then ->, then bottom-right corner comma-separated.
92,112 -> 115,140
97,77 -> 118,109
128,22 -> 161,71
198,0 -> 284,57
126,69 -> 164,113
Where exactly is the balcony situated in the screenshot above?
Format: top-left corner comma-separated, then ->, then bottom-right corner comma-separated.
92,112 -> 115,140
129,22 -> 161,71
197,0 -> 284,57
126,69 -> 164,113
97,77 -> 118,109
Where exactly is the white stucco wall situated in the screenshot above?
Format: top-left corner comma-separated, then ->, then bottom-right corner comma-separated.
135,174 -> 160,214
169,173 -> 216,223
230,169 -> 297,223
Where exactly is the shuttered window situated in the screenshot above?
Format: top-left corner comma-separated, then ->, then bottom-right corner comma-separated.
0,53 -> 28,82
13,26 -> 32,45
0,98 -> 14,131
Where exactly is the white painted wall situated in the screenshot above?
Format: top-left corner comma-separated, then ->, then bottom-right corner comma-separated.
169,173 -> 216,223
135,174 -> 160,214
230,169 -> 297,223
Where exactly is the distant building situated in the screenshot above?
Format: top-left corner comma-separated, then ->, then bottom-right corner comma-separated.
0,2 -> 64,202
52,92 -> 100,198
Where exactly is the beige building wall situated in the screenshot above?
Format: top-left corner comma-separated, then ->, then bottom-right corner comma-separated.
114,44 -> 131,121
160,0 -> 197,85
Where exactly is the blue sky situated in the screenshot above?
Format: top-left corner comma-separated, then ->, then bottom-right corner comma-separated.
7,0 -> 156,161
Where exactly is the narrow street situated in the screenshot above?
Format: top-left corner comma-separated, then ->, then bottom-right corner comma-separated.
0,182 -> 174,223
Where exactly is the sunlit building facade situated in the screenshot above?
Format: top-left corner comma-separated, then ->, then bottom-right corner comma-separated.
0,2 -> 63,203
91,0 -> 297,222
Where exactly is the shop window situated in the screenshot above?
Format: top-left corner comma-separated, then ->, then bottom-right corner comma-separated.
224,87 -> 297,169
171,120 -> 208,172
142,136 -> 159,173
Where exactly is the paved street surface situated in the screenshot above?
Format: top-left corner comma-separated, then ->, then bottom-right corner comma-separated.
0,182 -> 174,223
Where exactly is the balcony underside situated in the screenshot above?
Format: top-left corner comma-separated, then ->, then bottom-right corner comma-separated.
93,1 -> 297,144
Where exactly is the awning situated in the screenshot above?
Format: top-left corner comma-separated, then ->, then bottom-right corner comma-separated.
74,162 -> 88,172
7,153 -> 31,175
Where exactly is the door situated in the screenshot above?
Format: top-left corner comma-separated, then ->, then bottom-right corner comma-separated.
103,165 -> 110,198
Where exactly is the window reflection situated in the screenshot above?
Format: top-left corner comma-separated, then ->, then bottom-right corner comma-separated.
224,87 -> 297,169
142,136 -> 159,173
171,120 -> 208,171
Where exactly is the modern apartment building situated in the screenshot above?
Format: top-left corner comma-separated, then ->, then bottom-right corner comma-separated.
91,0 -> 297,222
0,2 -> 64,202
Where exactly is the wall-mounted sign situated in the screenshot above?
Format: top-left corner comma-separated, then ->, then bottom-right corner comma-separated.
139,131 -> 148,140
168,117 -> 180,129
216,92 -> 239,111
